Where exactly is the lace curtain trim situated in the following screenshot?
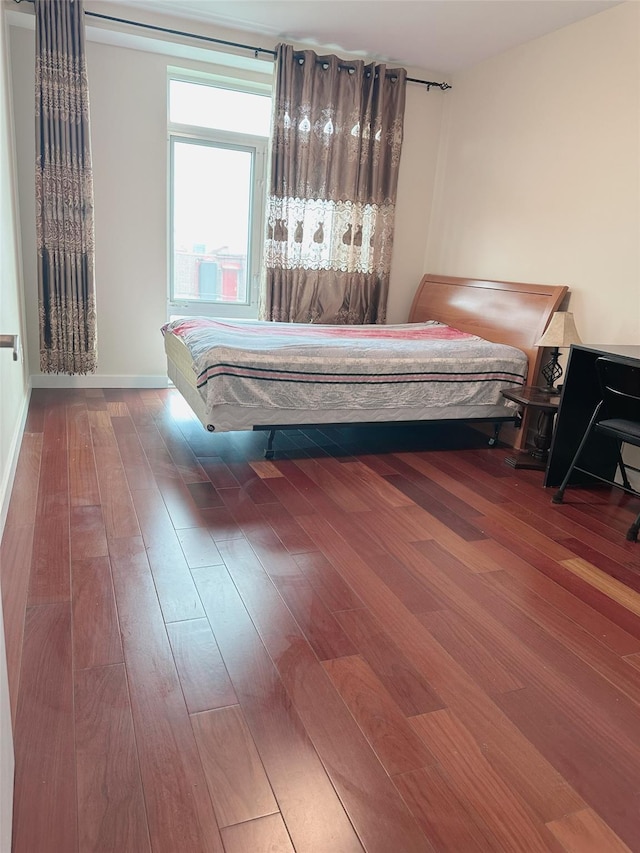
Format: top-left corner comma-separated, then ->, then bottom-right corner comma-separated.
265,197 -> 396,274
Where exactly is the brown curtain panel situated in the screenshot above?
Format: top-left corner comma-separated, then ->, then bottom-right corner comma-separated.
263,44 -> 407,324
35,0 -> 97,374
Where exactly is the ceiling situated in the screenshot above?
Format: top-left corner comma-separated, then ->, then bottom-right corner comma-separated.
104,0 -> 622,75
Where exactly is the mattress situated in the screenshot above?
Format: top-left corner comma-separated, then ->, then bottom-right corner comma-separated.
163,318 -> 526,433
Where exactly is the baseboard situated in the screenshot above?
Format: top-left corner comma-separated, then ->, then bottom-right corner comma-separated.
30,374 -> 170,389
0,381 -> 32,542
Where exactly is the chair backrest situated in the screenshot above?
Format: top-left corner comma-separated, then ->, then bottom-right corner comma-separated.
595,357 -> 640,421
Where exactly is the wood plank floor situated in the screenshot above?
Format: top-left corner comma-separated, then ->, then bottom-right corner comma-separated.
2,387 -> 640,852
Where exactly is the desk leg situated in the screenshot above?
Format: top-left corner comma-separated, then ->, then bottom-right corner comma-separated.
505,410 -> 554,471
531,410 -> 554,462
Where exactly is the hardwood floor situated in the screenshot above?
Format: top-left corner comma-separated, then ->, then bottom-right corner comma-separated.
2,387 -> 640,852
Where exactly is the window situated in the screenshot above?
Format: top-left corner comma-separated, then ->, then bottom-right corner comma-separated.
168,77 -> 271,319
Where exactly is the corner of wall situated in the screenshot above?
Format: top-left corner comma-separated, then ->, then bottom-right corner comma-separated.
422,82 -> 454,274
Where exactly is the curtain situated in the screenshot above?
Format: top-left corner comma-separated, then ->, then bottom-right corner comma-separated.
35,0 -> 97,374
263,44 -> 406,324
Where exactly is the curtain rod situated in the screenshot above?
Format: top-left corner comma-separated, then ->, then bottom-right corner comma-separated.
13,0 -> 452,91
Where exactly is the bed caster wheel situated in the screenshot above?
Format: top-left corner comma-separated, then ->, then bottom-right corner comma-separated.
488,424 -> 501,446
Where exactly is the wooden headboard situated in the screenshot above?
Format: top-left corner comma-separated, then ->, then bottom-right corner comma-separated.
409,274 -> 569,385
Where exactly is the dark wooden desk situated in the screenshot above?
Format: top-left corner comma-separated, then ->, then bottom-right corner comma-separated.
544,344 -> 640,488
501,386 -> 560,470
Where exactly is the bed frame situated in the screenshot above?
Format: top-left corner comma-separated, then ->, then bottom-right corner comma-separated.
165,273 -> 568,456
409,274 -> 568,388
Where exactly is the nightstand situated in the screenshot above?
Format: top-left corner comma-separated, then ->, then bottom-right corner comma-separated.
501,386 -> 561,471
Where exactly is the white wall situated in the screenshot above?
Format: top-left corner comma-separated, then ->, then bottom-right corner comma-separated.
426,2 -> 640,347
0,0 -> 29,844
8,5 -> 445,384
0,11 -> 28,524
387,80 -> 445,323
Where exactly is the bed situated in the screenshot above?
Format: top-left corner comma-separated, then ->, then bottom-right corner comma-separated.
163,274 -> 568,456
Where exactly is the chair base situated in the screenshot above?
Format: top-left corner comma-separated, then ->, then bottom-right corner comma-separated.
553,490 -> 639,543
627,520 -> 640,542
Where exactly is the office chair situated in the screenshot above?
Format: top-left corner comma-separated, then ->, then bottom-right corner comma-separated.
552,356 -> 640,542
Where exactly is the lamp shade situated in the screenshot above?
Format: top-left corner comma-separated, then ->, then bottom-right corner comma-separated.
535,312 -> 582,348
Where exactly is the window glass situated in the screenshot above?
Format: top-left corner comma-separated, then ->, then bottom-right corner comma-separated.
172,139 -> 252,306
169,79 -> 271,136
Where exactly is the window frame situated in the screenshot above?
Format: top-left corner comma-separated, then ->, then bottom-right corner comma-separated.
167,74 -> 271,320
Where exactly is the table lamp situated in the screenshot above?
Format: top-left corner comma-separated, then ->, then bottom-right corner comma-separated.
535,311 -> 582,394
